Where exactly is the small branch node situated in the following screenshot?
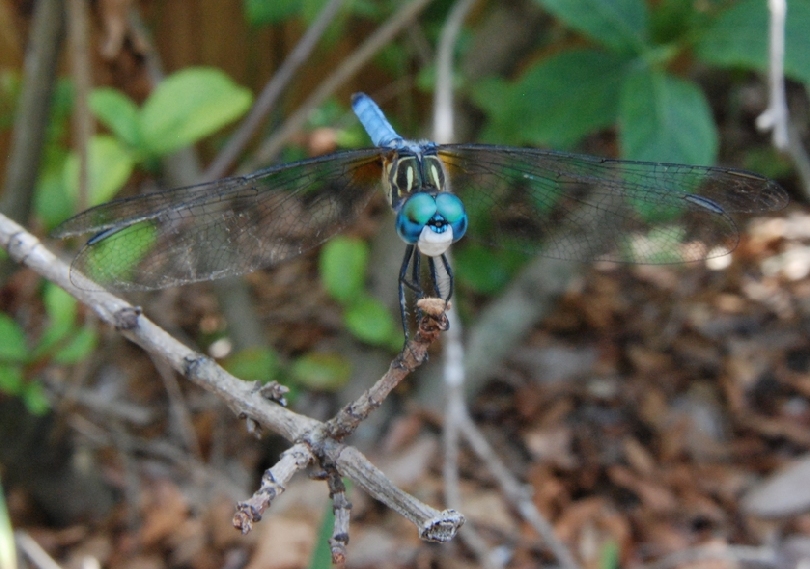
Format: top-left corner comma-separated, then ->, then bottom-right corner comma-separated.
420,509 -> 465,542
113,305 -> 141,330
257,380 -> 289,407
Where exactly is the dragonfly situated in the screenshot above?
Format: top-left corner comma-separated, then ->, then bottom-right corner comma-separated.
54,93 -> 788,336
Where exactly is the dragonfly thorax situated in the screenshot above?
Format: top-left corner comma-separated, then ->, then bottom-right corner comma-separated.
385,151 -> 446,208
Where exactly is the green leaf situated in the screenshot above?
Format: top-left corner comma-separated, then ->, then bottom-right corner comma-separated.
308,500 -> 336,569
0,471 -> 17,569
33,150 -> 73,230
140,67 -> 252,156
35,283 -> 78,355
0,365 -> 24,394
222,347 -> 281,383
695,0 -> 810,84
290,352 -> 351,390
319,237 -> 368,303
473,49 -> 630,148
0,314 -> 28,363
52,327 -> 98,365
22,382 -> 50,415
89,87 -> 141,149
244,0 -> 300,25
618,68 -> 717,165
344,296 -> 396,346
44,283 -> 77,335
63,135 -> 135,206
454,244 -> 528,295
535,0 -> 649,54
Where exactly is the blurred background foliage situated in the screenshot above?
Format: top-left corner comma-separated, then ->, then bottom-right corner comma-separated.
0,0 -> 796,410
0,0 -> 798,407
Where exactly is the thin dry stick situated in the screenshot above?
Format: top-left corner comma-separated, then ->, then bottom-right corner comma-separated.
432,0 -> 506,565
456,408 -> 580,569
0,212 -> 462,547
323,299 -> 449,440
242,0 -> 432,172
66,0 -> 92,211
203,0 -> 346,181
756,0 -> 810,199
431,1 -> 579,566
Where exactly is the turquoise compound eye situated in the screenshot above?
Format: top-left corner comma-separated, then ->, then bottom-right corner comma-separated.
435,193 -> 468,242
396,192 -> 437,244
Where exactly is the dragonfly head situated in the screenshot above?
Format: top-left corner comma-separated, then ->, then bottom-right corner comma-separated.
386,149 -> 447,205
396,192 -> 468,257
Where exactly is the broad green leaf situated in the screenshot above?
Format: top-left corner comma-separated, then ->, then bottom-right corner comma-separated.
473,49 -> 630,148
22,381 -> 50,415
344,296 -> 396,346
319,237 -> 368,303
222,347 -> 280,383
140,67 -> 252,156
454,244 -> 527,295
618,68 -> 717,165
52,327 -> 98,365
0,314 -> 28,362
291,352 -> 351,390
695,0 -> 810,84
34,150 -> 73,230
35,283 -> 78,355
535,0 -> 649,54
44,283 -> 77,335
63,135 -> 135,206
89,88 -> 141,149
0,365 -> 24,393
244,0 -> 300,25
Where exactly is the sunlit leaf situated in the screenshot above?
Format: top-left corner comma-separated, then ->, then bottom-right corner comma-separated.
222,347 -> 281,383
140,67 -> 252,156
52,327 -> 98,365
291,352 -> 352,390
89,87 -> 141,149
63,135 -> 135,206
319,237 -> 368,303
344,296 -> 396,346
0,314 -> 28,363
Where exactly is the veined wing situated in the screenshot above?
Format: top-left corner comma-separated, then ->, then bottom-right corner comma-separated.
53,149 -> 384,291
437,145 -> 788,264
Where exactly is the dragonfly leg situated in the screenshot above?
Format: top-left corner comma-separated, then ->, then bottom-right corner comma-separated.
439,253 -> 453,302
398,245 -> 421,340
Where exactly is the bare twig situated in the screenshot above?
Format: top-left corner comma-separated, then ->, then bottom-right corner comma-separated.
323,299 -> 449,440
327,472 -> 351,564
0,0 -> 64,225
431,2 -> 580,567
242,0 -> 432,172
15,531 -> 63,569
203,0 -> 346,181
233,443 -> 313,533
756,0 -> 810,199
0,212 -> 463,549
66,0 -> 92,211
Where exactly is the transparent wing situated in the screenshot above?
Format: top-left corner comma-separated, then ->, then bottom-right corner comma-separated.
53,149 -> 384,291
437,145 -> 788,263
